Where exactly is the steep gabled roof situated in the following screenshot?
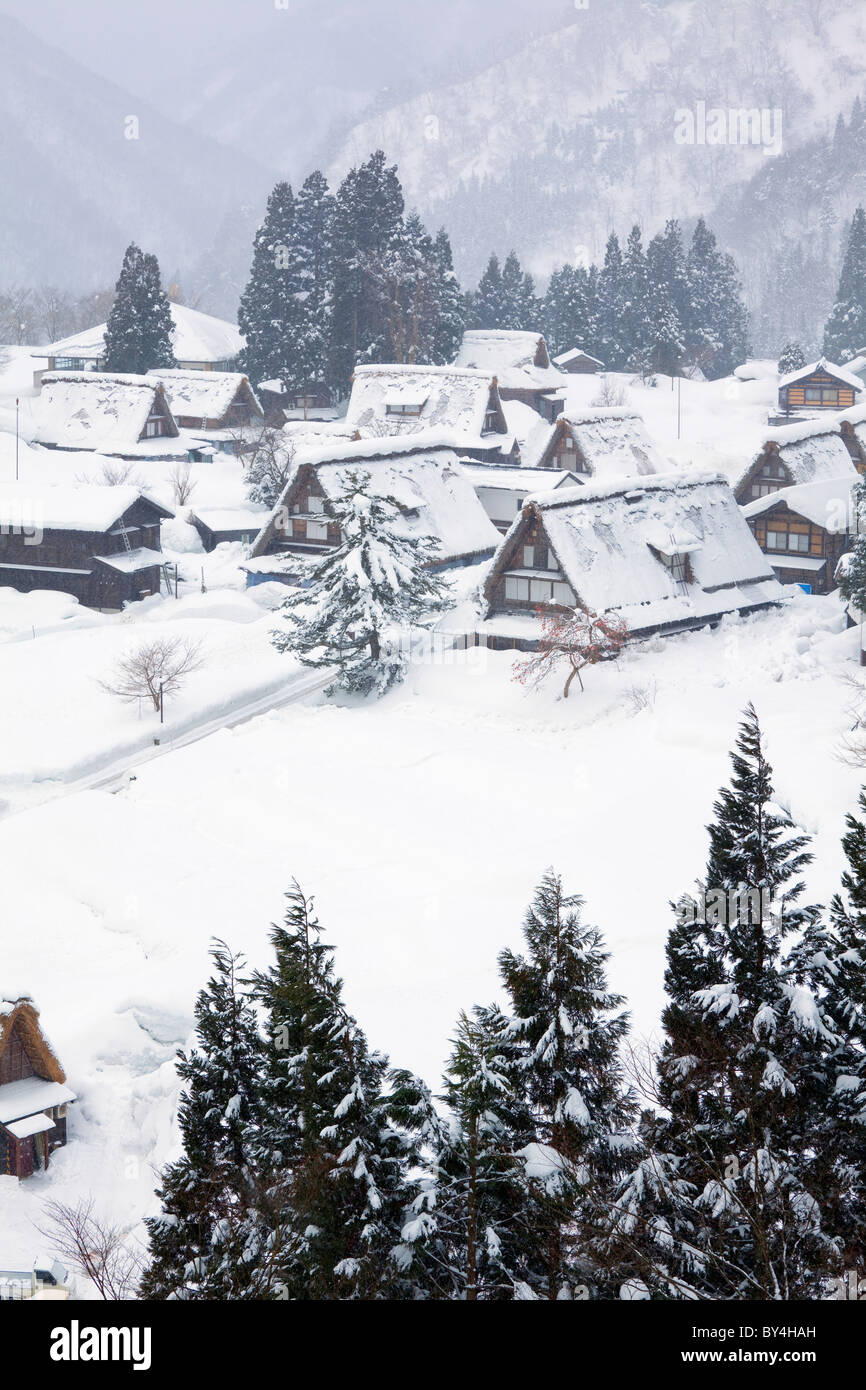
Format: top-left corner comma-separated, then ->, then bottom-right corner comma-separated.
345,364 -> 508,443
34,373 -> 179,450
35,303 -> 244,366
250,433 -> 500,566
146,370 -> 262,423
0,997 -> 66,1085
454,330 -> 564,392
484,471 -> 782,636
778,356 -> 864,393
535,409 -> 667,478
736,417 -> 858,495
458,463 -> 583,494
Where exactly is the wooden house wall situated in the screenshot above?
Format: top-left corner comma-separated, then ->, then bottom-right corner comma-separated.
560,356 -> 601,374
780,369 -> 857,412
840,421 -> 866,473
0,1024 -> 36,1085
747,504 -> 847,594
487,515 -> 577,613
0,501 -> 164,608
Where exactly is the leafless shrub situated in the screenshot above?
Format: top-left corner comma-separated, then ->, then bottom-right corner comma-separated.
101,635 -> 204,712
624,679 -> 657,713
590,374 -> 629,408
76,459 -> 143,488
244,425 -> 297,507
37,1196 -> 143,1301
169,462 -> 196,507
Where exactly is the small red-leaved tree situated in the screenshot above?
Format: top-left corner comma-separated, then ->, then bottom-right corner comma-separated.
514,604 -> 630,698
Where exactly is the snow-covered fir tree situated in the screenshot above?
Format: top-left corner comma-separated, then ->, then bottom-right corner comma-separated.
497,871 -> 637,1298
328,151 -> 405,394
291,170 -> 336,404
432,228 -> 466,363
141,942 -> 262,1300
836,476 -> 866,616
777,341 -> 807,375
824,206 -> 866,362
684,218 -> 750,378
644,226 -> 685,376
102,243 -> 176,375
597,233 -> 628,370
270,470 -> 451,698
243,428 -> 296,509
238,181 -> 300,392
621,225 -> 650,373
500,250 -> 538,330
242,883 -> 414,1299
470,253 -> 505,329
402,1005 -> 538,1300
613,707 -> 842,1299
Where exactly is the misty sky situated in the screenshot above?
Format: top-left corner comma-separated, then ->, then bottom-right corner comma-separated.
0,0 -> 575,109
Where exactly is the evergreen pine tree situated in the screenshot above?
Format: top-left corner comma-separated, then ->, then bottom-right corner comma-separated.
238,182 -> 300,391
102,243 -> 176,375
824,206 -> 866,362
291,171 -> 335,406
431,228 -> 466,363
141,942 -> 262,1299
472,254 -> 506,329
597,233 -> 627,370
271,470 -> 450,697
621,225 -> 650,372
835,477 -> 866,616
243,884 -> 414,1299
402,1005 -> 537,1299
497,871 -> 636,1298
684,218 -> 750,379
618,707 -> 841,1299
645,230 -> 684,377
328,151 -> 405,394
777,341 -> 806,375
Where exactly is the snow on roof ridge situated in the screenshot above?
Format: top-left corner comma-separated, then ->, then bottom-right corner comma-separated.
763,415 -> 844,445
0,481 -> 171,530
352,362 -> 495,382
559,406 -> 642,424
524,469 -> 726,509
41,370 -> 158,390
296,430 -> 463,468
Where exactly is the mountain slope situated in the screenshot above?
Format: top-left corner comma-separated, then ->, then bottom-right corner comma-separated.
0,14 -> 275,297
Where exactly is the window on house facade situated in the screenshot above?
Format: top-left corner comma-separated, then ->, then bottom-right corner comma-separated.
766,528 -> 810,552
523,545 -> 534,567
385,402 -> 423,416
144,418 -> 165,438
306,521 -> 328,541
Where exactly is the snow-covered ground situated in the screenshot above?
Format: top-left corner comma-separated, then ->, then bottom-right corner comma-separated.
0,588 -> 863,1272
0,344 -> 857,1284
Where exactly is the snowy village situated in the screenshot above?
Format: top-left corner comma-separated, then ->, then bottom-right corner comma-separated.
2,0 -> 866,1327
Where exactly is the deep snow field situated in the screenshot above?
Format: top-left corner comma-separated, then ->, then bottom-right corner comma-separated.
0,346 -> 858,1280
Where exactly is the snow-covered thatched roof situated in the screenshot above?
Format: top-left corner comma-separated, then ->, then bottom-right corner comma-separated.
737,416 -> 858,495
35,303 -> 244,367
742,476 -> 859,533
251,434 -> 500,566
0,481 -> 172,533
345,364 -> 507,444
535,409 -> 668,478
485,471 -> 783,637
778,356 -> 864,393
33,373 -> 178,451
454,330 -> 564,392
146,370 -> 261,422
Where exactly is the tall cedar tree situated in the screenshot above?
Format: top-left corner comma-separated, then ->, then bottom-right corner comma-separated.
102,243 -> 176,375
597,233 -> 628,370
243,884 -> 414,1299
291,171 -> 336,403
498,872 -> 637,1298
238,181 -> 300,391
818,791 -> 866,1267
432,228 -> 467,363
271,470 -> 450,697
613,707 -> 841,1298
684,218 -> 750,378
328,151 -> 405,394
836,476 -> 866,616
471,253 -> 505,329
824,206 -> 866,362
402,1005 -> 538,1299
141,942 -> 262,1299
777,341 -> 806,375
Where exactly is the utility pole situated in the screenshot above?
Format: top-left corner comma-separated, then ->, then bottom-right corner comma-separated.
159,681 -> 164,724
15,398 -> 19,481
677,374 -> 682,441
